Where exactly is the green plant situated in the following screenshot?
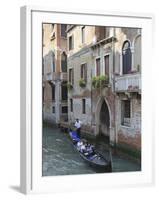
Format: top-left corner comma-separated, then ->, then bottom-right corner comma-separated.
67,82 -> 73,91
95,76 -> 101,88
91,76 -> 97,88
100,74 -> 109,86
79,79 -> 86,88
91,75 -> 109,89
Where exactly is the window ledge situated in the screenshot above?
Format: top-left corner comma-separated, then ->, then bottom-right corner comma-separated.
120,125 -> 131,129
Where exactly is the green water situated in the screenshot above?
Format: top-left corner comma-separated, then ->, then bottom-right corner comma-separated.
42,124 -> 141,176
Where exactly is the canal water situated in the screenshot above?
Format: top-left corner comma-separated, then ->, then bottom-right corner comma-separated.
42,124 -> 141,176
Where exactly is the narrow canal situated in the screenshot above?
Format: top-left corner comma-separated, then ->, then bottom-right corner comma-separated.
42,124 -> 141,176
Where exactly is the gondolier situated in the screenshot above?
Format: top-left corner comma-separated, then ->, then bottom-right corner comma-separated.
75,119 -> 82,138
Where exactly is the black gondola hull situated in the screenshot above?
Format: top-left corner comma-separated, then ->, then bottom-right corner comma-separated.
78,149 -> 112,172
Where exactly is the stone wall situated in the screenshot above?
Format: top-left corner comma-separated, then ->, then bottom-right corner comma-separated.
116,95 -> 141,150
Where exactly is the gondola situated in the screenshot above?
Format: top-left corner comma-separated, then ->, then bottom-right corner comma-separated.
69,130 -> 112,172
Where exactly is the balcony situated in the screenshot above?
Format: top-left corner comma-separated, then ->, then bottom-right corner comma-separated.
43,72 -> 68,82
60,72 -> 67,81
115,73 -> 141,93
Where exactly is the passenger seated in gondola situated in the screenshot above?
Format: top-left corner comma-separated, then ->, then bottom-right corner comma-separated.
80,143 -> 87,153
84,144 -> 95,156
77,140 -> 87,153
77,140 -> 83,151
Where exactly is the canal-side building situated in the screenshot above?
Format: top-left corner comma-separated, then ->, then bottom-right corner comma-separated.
43,24 -> 68,124
67,25 -> 141,153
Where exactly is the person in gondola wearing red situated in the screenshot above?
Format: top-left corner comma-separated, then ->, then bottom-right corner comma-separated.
75,118 -> 82,138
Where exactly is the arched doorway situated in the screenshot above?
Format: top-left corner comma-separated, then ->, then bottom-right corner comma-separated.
99,101 -> 110,138
96,98 -> 111,142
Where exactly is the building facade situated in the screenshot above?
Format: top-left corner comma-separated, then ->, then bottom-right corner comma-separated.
42,24 -> 141,153
67,25 -> 141,152
43,24 -> 68,124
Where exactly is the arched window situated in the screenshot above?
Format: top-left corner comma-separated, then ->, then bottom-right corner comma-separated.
61,52 -> 67,72
122,41 -> 132,74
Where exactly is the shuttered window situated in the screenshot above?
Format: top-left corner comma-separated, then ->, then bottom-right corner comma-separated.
61,83 -> 67,100
69,68 -> 74,84
121,100 -> 131,127
82,99 -> 86,114
69,35 -> 74,50
81,63 -> 87,82
96,58 -> 100,76
70,99 -> 73,112
104,55 -> 109,75
61,24 -> 67,37
52,84 -> 55,101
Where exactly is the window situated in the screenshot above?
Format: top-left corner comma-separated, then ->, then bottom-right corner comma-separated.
61,83 -> 68,100
52,106 -> 55,113
62,106 -> 68,114
52,84 -> 55,101
122,41 -> 132,74
81,26 -> 85,43
104,55 -> 109,75
96,26 -> 106,41
96,58 -> 100,76
81,63 -> 87,82
61,52 -> 67,72
69,35 -> 74,50
69,68 -> 74,84
61,24 -> 67,38
121,100 -> 131,126
82,99 -> 86,114
70,99 -> 73,112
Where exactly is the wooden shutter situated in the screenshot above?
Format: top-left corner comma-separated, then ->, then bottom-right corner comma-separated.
104,55 -> 109,75
96,58 -> 100,76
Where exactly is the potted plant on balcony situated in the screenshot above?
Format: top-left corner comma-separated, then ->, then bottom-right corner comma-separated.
91,75 -> 109,89
99,74 -> 109,87
79,78 -> 86,88
67,82 -> 73,91
91,76 -> 100,89
92,76 -> 97,88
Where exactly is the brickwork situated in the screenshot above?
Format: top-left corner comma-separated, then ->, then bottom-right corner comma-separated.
118,130 -> 141,150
